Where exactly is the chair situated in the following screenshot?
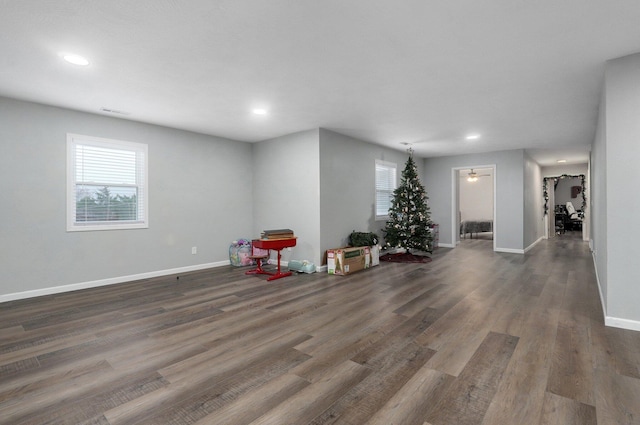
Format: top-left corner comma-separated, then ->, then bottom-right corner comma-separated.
248,245 -> 269,272
565,202 -> 583,231
566,202 -> 580,219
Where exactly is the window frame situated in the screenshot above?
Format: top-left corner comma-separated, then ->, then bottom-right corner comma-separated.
375,159 -> 397,221
67,133 -> 148,232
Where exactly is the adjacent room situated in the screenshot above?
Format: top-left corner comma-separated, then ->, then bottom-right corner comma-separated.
2,2 -> 640,424
458,167 -> 494,243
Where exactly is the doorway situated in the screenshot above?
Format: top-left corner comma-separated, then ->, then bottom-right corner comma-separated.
544,174 -> 587,240
452,165 -> 497,250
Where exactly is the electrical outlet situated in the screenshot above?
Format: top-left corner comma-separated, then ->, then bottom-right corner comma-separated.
191,247 -> 197,255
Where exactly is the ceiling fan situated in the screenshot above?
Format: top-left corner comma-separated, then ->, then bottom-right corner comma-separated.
463,169 -> 490,182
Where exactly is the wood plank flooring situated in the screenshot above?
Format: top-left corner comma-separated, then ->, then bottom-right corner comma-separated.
2,231 -> 640,424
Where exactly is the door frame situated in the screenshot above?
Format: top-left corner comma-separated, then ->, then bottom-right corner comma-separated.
451,164 -> 497,251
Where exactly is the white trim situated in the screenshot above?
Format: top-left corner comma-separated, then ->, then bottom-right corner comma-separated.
451,168 -> 458,248
494,247 -> 525,254
590,250 -> 640,331
592,250 -> 607,321
544,215 -> 549,240
67,133 -> 149,232
375,159 -> 397,167
493,167 -> 497,252
451,164 -> 497,251
438,243 -> 455,248
524,236 -> 544,253
0,261 -> 230,303
605,316 -> 640,332
375,159 -> 397,221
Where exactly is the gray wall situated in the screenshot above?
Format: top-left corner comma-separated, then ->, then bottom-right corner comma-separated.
2,94 -> 597,313
553,177 -> 583,208
252,128 -> 423,266
592,90 -> 607,310
252,129 -> 321,265
541,164 -> 588,178
0,97 -> 253,300
319,129 -> 419,257
599,52 -> 640,325
423,149 -> 525,252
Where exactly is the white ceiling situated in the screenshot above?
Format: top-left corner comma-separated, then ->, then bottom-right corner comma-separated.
2,1 -> 640,166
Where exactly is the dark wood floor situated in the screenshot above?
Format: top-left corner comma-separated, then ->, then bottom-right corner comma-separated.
2,231 -> 640,424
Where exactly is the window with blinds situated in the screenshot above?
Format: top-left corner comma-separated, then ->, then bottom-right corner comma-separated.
67,134 -> 148,231
375,159 -> 396,220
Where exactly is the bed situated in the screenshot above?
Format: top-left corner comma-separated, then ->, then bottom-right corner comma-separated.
461,220 -> 493,239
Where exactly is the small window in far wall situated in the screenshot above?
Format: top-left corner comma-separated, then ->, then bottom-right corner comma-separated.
375,159 -> 397,220
67,133 -> 148,231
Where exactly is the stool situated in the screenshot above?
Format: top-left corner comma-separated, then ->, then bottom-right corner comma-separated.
246,254 -> 268,274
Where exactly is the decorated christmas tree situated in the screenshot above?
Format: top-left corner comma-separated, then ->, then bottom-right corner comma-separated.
383,152 -> 433,253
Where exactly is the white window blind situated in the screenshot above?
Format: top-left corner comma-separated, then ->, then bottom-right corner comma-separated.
67,134 -> 148,231
375,160 -> 396,220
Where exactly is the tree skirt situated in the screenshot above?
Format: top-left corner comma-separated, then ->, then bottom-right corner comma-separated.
380,252 -> 432,263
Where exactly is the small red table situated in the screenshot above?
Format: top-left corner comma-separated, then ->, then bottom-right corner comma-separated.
245,237 -> 297,281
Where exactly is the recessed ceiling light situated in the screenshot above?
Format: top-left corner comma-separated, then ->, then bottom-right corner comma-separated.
252,108 -> 267,115
557,159 -> 567,163
61,53 -> 90,66
100,107 -> 130,116
465,134 -> 481,140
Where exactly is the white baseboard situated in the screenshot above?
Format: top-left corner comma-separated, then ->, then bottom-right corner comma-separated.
605,316 -> 640,332
0,260 -> 230,304
494,247 -> 525,254
591,250 -> 608,324
591,251 -> 640,331
267,259 -> 285,266
441,241 -> 524,254
524,236 -> 545,253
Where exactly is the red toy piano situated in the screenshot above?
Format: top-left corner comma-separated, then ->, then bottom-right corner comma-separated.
245,230 -> 297,281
